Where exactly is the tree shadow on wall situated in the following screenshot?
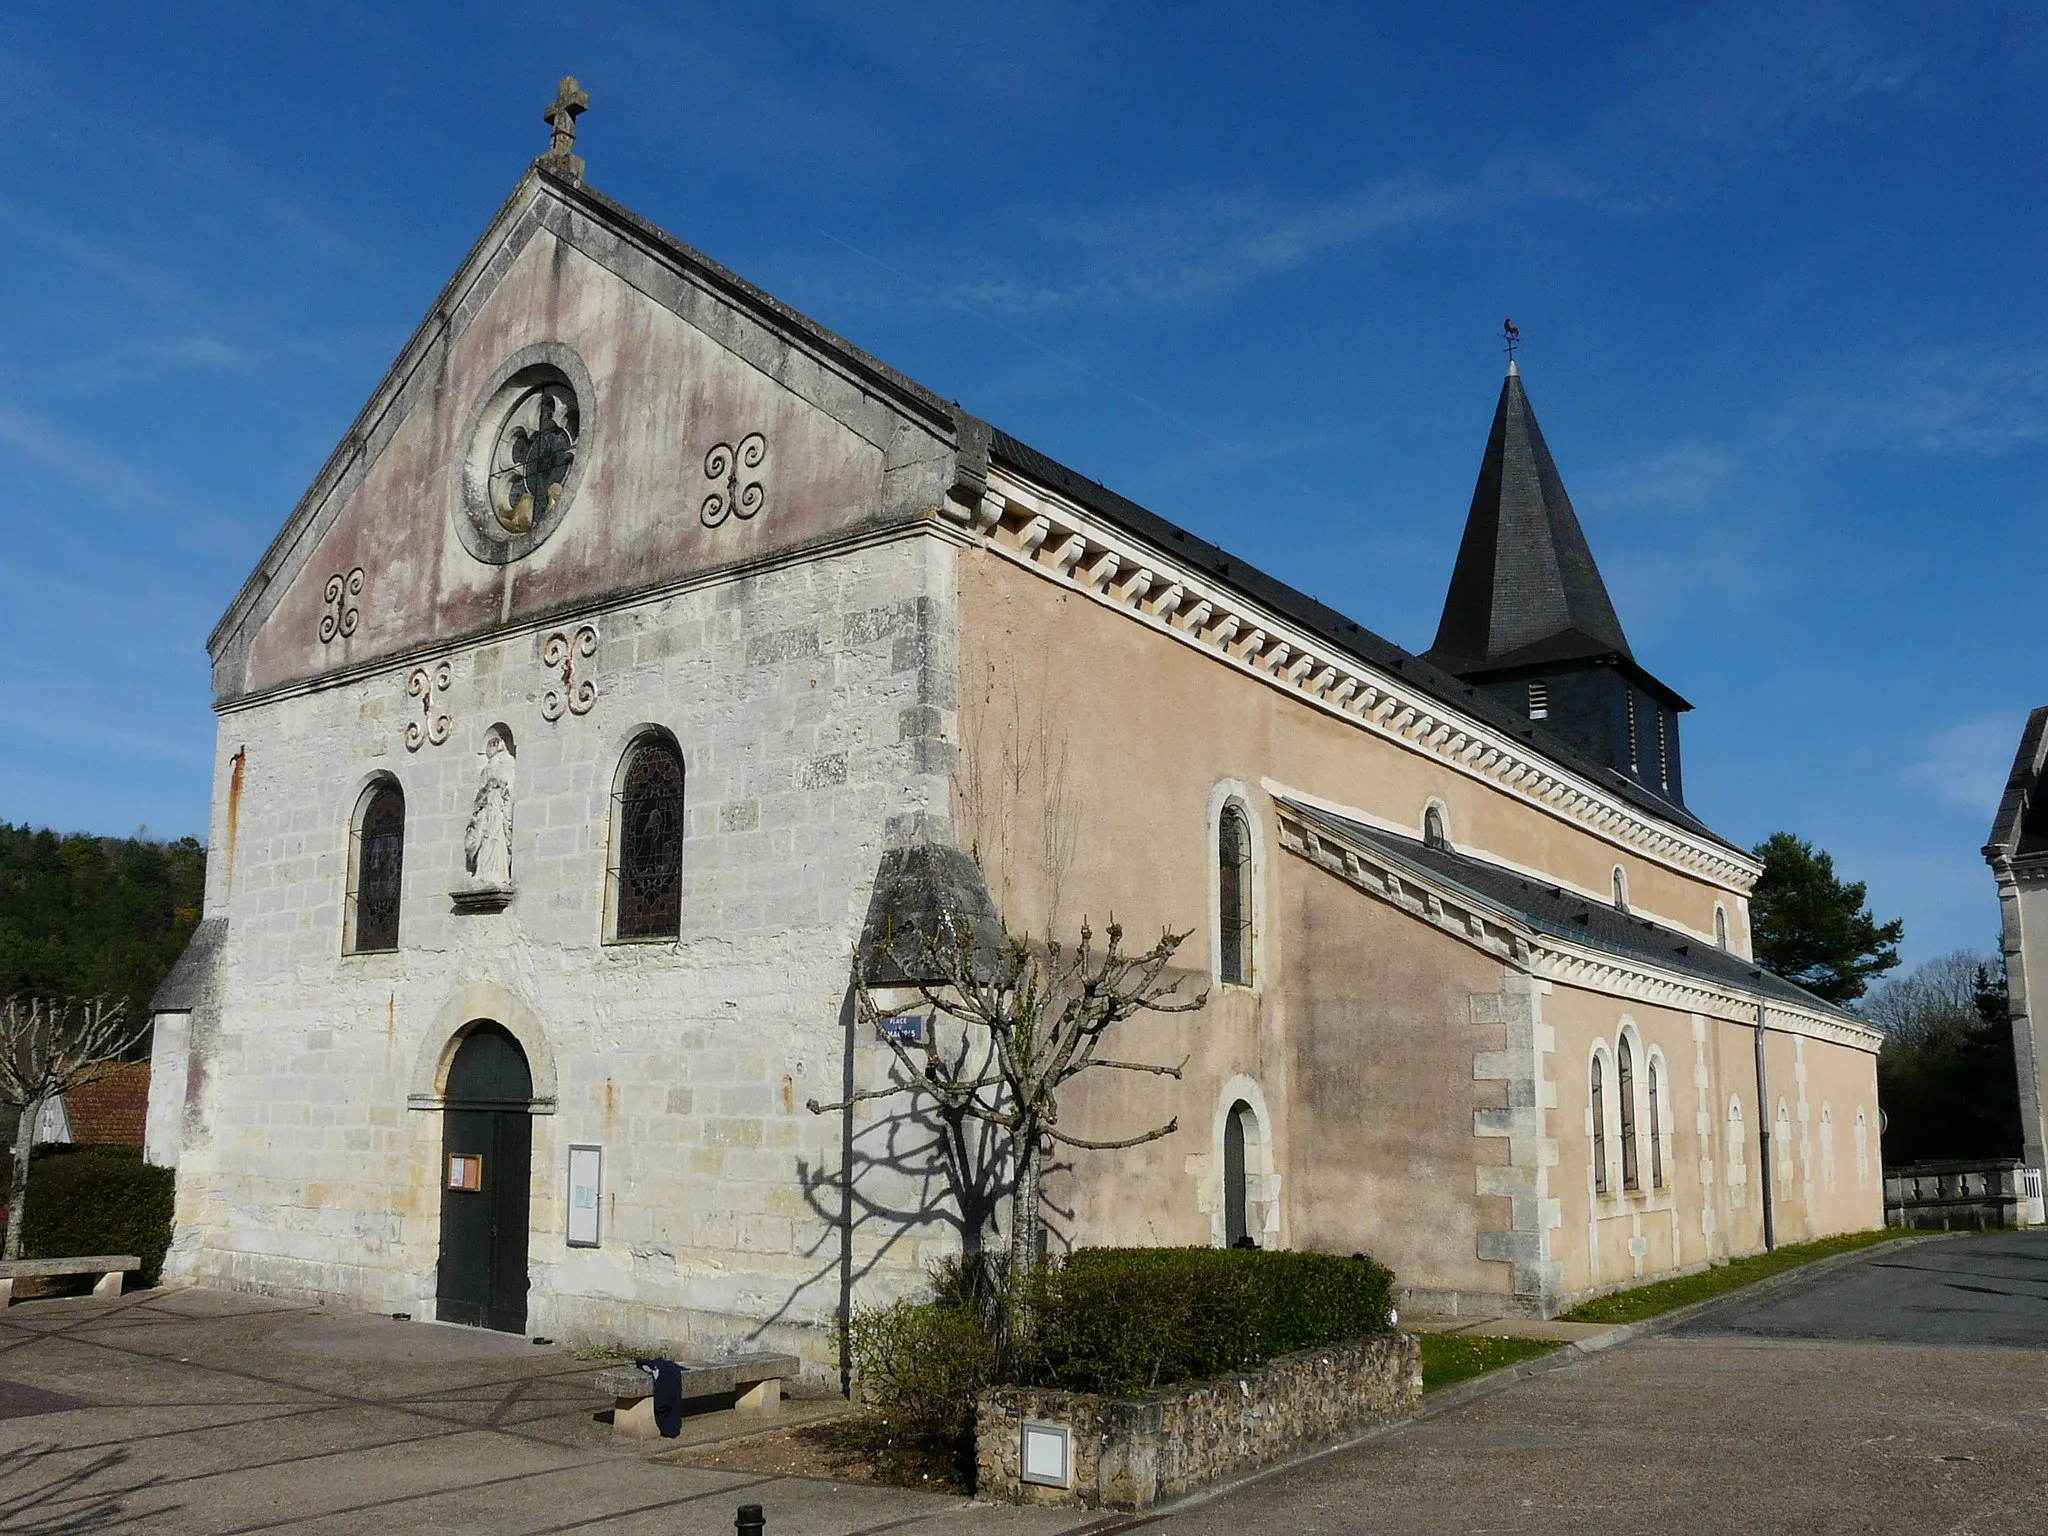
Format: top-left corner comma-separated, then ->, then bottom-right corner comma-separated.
761,983 -> 1014,1394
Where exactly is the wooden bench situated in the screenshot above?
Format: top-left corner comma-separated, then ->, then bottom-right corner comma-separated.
0,1255 -> 140,1307
595,1352 -> 800,1439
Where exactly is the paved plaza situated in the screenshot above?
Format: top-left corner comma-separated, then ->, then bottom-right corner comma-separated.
0,1234 -> 2042,1533
0,1289 -> 1078,1535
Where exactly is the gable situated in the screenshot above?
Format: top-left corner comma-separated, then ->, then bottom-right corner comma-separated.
213,169 -> 979,703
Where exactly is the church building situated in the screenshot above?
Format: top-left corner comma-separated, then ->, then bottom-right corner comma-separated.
146,85 -> 1882,1366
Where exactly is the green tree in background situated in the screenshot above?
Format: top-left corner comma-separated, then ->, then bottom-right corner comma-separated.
1749,832 -> 1903,1004
1867,949 -> 2022,1163
0,826 -> 206,1044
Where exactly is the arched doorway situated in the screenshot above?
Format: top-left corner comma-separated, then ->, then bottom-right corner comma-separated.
436,1023 -> 533,1332
1224,1100 -> 1257,1248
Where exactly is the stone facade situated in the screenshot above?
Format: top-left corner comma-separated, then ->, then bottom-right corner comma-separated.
158,533 -> 968,1366
976,1334 -> 1422,1510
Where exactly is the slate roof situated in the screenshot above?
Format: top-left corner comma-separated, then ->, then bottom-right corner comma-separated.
1423,365 -> 1634,678
1281,798 -> 1858,1021
990,429 -> 1728,848
857,843 -> 1006,986
1985,706 -> 2048,860
150,917 -> 228,1013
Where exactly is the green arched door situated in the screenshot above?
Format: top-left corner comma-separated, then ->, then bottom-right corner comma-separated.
436,1024 -> 533,1332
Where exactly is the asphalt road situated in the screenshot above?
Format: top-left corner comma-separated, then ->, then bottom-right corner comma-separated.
1675,1229 -> 2048,1349
1161,1232 -> 2048,1536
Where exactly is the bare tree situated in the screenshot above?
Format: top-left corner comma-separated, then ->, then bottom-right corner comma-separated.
1863,950 -> 1993,1046
1,998 -> 146,1261
810,916 -> 1205,1288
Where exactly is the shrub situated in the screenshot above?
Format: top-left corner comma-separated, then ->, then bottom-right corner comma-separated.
1022,1246 -> 1397,1395
843,1272 -> 998,1486
10,1145 -> 175,1286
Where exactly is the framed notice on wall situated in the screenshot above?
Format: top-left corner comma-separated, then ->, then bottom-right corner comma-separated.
567,1144 -> 602,1248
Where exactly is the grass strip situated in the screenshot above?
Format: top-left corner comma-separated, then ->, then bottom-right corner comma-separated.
1418,1333 -> 1560,1393
1559,1227 -> 1922,1326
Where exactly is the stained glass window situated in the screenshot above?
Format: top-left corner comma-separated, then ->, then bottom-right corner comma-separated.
1591,1057 -> 1609,1196
352,781 -> 405,952
1648,1058 -> 1665,1190
1619,1036 -> 1640,1191
1218,806 -> 1252,985
614,737 -> 685,940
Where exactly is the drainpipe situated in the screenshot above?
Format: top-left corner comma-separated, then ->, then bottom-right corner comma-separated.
1754,1000 -> 1776,1253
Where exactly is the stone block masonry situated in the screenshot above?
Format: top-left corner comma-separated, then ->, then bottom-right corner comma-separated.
976,1333 -> 1422,1510
166,529 -> 967,1383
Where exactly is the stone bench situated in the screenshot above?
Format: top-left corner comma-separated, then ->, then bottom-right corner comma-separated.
595,1352 -> 800,1439
0,1255 -> 140,1307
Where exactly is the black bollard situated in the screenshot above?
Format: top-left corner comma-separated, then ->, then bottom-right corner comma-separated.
735,1504 -> 765,1536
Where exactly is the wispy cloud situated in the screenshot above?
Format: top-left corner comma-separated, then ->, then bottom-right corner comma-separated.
1772,347 -> 2048,458
0,402 -> 260,555
971,177 -> 1469,313
878,3 -> 1957,319
1906,712 -> 2025,816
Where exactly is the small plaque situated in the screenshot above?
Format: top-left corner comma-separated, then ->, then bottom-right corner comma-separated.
876,1014 -> 925,1046
447,1154 -> 483,1192
567,1144 -> 602,1248
1019,1420 -> 1071,1488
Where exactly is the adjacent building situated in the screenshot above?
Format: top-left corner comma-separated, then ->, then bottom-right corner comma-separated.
1985,707 -> 2048,1214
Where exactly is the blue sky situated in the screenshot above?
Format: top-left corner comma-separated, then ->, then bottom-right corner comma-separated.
3,2 -> 2042,973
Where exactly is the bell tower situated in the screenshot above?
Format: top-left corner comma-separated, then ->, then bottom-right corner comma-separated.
1423,364 -> 1690,807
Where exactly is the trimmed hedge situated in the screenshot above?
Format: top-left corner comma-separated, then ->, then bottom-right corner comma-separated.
1023,1246 -> 1397,1395
9,1145 -> 174,1286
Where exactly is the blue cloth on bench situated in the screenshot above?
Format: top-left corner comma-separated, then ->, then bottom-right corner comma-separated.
633,1357 -> 684,1437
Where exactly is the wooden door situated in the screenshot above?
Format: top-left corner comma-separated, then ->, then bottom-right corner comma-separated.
435,1024 -> 533,1332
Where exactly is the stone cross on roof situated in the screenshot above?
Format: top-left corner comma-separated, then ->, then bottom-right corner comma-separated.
540,76 -> 589,181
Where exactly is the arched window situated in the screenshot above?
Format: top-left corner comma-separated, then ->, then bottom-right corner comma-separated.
1590,1057 -> 1609,1196
348,779 -> 405,953
1647,1056 -> 1664,1190
1714,905 -> 1729,950
1612,866 -> 1629,913
1218,805 -> 1253,985
1422,804 -> 1449,850
611,735 -> 685,940
1618,1036 -> 1640,1191
1223,1100 -> 1257,1248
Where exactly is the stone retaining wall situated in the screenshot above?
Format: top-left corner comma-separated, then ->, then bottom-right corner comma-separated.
976,1332 -> 1421,1510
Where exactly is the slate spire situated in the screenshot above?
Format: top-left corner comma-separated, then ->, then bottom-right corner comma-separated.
1424,363 -> 1633,676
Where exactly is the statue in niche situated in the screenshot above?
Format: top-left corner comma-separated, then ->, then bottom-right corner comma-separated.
459,728 -> 516,901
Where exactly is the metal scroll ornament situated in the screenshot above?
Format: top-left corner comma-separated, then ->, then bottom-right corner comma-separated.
404,662 -> 453,752
320,568 -> 364,643
701,433 -> 767,527
541,625 -> 599,721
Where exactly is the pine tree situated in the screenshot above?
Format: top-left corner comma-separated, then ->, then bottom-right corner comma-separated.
1749,832 -> 1902,1003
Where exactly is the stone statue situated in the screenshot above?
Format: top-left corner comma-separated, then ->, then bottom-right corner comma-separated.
463,730 -> 515,890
